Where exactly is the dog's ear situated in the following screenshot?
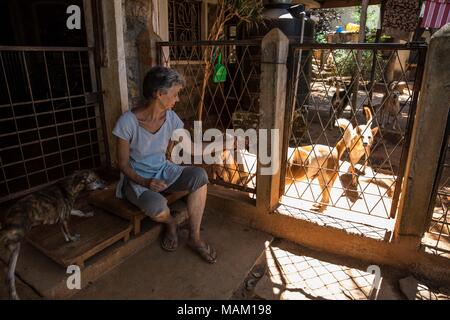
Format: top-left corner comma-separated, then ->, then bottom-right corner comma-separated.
364,106 -> 373,123
372,126 -> 379,137
356,126 -> 362,135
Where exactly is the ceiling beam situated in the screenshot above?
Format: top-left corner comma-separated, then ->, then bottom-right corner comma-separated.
292,0 -> 321,9
319,0 -> 381,8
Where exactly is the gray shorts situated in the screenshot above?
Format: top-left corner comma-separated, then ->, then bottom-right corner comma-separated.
123,166 -> 209,218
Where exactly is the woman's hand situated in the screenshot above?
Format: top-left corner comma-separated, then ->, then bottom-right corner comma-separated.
145,178 -> 168,192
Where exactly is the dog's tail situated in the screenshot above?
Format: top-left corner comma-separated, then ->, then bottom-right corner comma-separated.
0,226 -> 23,247
335,118 -> 354,149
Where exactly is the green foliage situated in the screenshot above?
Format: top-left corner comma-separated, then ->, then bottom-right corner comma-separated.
333,49 -> 383,79
352,5 -> 380,30
224,0 -> 265,27
310,8 -> 341,34
315,32 -> 328,44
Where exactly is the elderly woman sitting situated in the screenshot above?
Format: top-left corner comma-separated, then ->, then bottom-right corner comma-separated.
112,66 -> 216,263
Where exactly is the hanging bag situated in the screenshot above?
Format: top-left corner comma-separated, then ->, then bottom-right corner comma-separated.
212,49 -> 227,83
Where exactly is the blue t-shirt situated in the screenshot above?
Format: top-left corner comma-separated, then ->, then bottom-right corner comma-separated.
112,109 -> 185,198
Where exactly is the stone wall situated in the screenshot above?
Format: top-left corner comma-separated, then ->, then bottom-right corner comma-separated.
122,0 -> 152,109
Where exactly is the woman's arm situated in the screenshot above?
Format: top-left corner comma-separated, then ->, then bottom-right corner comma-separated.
116,138 -> 167,192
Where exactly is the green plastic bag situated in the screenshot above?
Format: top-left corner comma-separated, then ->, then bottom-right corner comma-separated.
212,51 -> 227,83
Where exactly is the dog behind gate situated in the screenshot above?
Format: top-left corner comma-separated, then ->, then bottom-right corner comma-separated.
330,78 -> 352,125
0,170 -> 105,300
380,81 -> 401,130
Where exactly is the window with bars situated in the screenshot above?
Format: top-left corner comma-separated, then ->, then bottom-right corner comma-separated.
168,0 -> 202,59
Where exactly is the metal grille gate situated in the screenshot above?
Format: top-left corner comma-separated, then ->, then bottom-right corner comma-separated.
156,39 -> 261,194
280,43 -> 426,236
422,112 -> 450,258
0,45 -> 107,203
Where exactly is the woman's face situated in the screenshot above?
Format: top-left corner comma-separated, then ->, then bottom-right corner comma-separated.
157,84 -> 182,110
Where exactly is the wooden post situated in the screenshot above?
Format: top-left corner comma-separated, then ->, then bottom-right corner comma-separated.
256,28 -> 289,212
96,0 -> 129,167
394,24 -> 450,246
369,0 -> 386,100
351,0 -> 369,122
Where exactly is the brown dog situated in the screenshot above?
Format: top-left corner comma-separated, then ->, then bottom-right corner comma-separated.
330,78 -> 352,125
286,137 -> 347,212
380,88 -> 401,130
0,170 -> 105,300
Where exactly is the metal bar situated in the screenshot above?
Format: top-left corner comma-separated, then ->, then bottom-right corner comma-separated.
2,141 -> 104,169
290,43 -> 427,50
390,47 -> 428,219
79,51 -> 95,169
0,145 -> 11,195
369,0 -> 387,100
0,115 -> 103,139
430,218 -> 450,227
0,127 -> 104,152
43,51 -> 67,178
21,51 -> 51,185
62,52 -> 81,171
279,46 -> 297,198
0,51 -> 31,191
210,179 -> 256,194
157,39 -> 262,47
0,46 -> 94,52
422,244 -> 450,256
1,152 -> 103,184
0,101 -> 98,122
0,93 -> 96,109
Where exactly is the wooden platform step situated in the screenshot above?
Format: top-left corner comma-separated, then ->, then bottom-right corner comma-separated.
26,211 -> 132,269
88,184 -> 188,235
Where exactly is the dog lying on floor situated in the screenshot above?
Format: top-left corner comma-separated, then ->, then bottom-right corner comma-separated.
0,170 -> 105,300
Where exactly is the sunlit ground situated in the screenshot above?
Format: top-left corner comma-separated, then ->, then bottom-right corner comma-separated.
217,151 -> 397,238
258,240 -> 377,300
422,203 -> 450,259
281,161 -> 396,237
246,240 -> 450,300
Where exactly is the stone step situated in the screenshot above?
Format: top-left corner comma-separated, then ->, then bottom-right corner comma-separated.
2,203 -> 189,299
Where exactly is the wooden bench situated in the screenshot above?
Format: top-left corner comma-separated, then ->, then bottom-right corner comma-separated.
27,211 -> 132,269
88,183 -> 189,235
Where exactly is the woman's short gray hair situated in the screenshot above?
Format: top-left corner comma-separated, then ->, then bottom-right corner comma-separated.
143,66 -> 185,100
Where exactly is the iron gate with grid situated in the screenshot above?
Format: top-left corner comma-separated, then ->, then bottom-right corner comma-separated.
0,47 -> 108,203
422,112 -> 450,259
157,39 -> 262,194
280,43 -> 426,234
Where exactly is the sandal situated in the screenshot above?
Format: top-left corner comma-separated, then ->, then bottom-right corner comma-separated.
188,242 -> 217,264
160,225 -> 178,252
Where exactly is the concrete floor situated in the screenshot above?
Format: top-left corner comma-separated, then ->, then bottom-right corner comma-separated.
2,205 -> 450,300
72,209 -> 272,300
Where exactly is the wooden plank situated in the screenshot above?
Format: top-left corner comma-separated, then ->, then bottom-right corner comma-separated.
27,211 -> 132,268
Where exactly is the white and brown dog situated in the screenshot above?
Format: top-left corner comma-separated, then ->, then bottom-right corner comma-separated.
335,107 -> 379,179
